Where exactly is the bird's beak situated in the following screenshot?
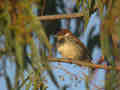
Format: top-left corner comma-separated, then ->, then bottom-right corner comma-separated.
54,35 -> 63,40
54,35 -> 57,38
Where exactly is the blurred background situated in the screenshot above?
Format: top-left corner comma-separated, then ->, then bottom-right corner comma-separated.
0,0 -> 120,90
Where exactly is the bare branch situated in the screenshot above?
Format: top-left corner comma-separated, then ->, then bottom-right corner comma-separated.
37,13 -> 84,21
48,57 -> 120,71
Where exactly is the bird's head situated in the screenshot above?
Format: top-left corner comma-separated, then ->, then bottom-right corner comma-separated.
55,29 -> 72,41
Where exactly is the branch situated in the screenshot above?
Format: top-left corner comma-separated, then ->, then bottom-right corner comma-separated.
18,72 -> 33,89
48,57 -> 120,71
37,13 -> 84,21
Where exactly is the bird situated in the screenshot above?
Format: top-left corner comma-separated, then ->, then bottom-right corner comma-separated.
55,29 -> 92,62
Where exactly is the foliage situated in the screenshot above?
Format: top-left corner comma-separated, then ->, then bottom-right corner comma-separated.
0,0 -> 120,90
77,0 -> 120,89
0,0 -> 58,90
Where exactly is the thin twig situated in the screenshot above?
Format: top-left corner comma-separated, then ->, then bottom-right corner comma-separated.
48,57 -> 120,71
40,0 -> 46,16
37,13 -> 84,20
3,56 -> 12,90
18,72 -> 33,89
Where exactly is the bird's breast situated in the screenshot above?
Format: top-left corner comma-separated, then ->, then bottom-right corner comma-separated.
57,42 -> 80,59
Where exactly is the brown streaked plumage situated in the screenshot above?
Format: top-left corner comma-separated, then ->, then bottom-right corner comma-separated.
55,29 -> 92,61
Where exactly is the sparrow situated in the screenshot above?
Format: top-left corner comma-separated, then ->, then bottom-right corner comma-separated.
55,29 -> 92,62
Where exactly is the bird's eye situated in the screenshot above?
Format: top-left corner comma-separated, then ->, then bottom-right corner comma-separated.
58,38 -> 65,44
